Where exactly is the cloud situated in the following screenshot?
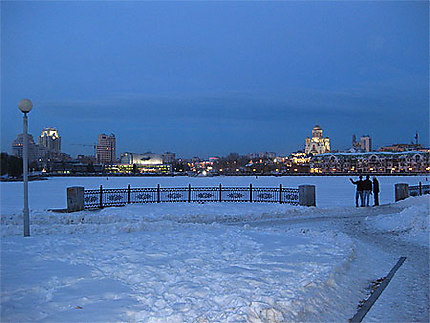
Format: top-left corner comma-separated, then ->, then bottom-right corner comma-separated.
37,82 -> 426,128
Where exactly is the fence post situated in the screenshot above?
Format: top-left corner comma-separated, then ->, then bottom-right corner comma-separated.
219,183 -> 222,202
99,184 -> 103,208
127,184 -> 131,204
157,184 -> 160,203
279,184 -> 283,204
67,186 -> 84,212
299,185 -> 316,207
419,182 -> 422,195
250,183 -> 253,203
188,184 -> 191,203
395,183 -> 409,201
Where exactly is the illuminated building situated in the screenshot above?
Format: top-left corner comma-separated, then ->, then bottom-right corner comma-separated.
105,163 -> 172,174
120,152 -> 163,165
305,125 -> 330,155
291,152 -> 311,165
97,133 -> 116,164
39,127 -> 61,154
11,133 -> 38,162
118,152 -> 172,173
311,151 -> 429,173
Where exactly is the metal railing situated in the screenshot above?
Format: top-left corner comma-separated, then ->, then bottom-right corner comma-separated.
408,182 -> 430,197
84,184 -> 300,208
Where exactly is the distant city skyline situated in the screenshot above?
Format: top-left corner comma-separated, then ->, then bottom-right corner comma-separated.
8,125 -> 426,160
2,1 -> 428,158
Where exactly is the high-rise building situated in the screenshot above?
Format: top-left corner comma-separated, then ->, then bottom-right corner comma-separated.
305,125 -> 330,155
11,133 -> 38,162
162,152 -> 176,164
39,127 -> 61,154
360,135 -> 372,152
97,133 -> 116,164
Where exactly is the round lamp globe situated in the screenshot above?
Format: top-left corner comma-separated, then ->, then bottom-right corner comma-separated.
18,99 -> 33,113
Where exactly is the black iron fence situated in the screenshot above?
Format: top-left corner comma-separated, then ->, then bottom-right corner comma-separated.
409,182 -> 430,197
84,184 -> 300,208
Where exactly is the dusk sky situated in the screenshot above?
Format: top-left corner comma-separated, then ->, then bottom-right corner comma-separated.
1,1 -> 428,159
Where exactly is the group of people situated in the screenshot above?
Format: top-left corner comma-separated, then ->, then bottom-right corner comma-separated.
349,175 -> 379,207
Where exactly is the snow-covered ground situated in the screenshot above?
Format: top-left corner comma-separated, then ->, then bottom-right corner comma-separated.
369,198 -> 429,247
1,176 -> 429,322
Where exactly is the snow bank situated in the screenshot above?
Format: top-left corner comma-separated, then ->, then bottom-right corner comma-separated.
1,202 -> 301,237
367,195 -> 429,247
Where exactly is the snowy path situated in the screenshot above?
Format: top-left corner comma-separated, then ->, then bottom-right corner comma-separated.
342,214 -> 429,322
240,202 -> 429,322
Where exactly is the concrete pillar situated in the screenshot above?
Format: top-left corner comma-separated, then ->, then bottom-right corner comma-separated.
395,183 -> 409,202
67,186 -> 85,212
299,185 -> 316,207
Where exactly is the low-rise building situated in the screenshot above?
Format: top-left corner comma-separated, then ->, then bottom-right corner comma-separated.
120,152 -> 163,165
105,164 -> 171,174
379,143 -> 423,152
311,151 -> 429,173
248,152 -> 277,160
118,152 -> 171,174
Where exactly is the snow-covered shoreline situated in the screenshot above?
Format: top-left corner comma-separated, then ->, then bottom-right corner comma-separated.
1,175 -> 428,212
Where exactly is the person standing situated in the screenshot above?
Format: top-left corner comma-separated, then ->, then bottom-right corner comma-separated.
363,175 -> 372,207
350,175 -> 364,207
373,176 -> 380,206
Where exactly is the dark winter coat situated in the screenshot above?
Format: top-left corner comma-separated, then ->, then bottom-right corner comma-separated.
373,179 -> 380,193
350,178 -> 365,191
363,179 -> 372,191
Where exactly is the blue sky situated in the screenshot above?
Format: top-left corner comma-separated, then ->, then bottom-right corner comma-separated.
1,1 -> 428,158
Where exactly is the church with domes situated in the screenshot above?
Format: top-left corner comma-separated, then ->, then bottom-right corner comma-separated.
305,125 -> 330,155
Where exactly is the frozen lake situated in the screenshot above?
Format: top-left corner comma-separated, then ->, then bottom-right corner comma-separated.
0,175 -> 427,213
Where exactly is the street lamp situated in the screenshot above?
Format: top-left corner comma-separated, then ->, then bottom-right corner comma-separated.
18,98 -> 33,237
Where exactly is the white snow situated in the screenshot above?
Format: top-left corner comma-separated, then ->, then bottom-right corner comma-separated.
365,196 -> 429,247
1,176 -> 429,322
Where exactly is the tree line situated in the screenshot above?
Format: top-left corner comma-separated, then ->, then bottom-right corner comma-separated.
1,153 -> 23,178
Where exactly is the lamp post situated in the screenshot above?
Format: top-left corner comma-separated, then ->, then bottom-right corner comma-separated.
18,98 -> 33,237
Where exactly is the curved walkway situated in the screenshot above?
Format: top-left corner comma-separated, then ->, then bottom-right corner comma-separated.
244,202 -> 429,322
